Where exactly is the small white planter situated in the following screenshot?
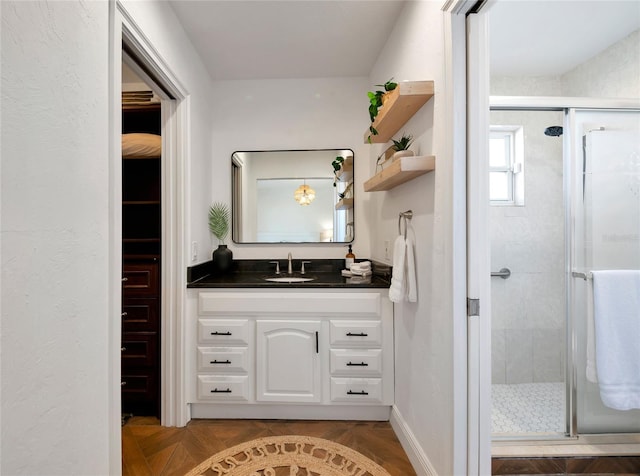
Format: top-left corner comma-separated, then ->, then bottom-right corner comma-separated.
392,150 -> 415,161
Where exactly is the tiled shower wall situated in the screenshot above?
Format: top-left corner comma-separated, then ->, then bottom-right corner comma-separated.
490,109 -> 565,385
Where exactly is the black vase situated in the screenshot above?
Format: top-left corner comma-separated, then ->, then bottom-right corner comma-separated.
212,244 -> 233,273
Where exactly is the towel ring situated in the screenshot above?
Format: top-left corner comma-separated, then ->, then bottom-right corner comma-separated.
398,210 -> 413,239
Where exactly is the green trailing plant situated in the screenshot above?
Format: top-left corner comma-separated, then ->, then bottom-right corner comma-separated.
208,201 -> 230,245
392,133 -> 414,151
367,78 -> 397,143
331,156 -> 345,187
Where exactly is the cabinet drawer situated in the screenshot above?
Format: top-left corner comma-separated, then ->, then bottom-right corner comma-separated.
121,371 -> 157,399
330,377 -> 383,403
329,320 -> 382,347
122,262 -> 159,296
122,298 -> 158,332
198,319 -> 250,345
330,349 -> 382,376
197,375 -> 249,401
121,332 -> 158,367
197,347 -> 249,373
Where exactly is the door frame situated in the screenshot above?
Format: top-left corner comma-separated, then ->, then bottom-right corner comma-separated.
464,9 -> 492,476
109,1 -> 189,471
442,1 -> 493,473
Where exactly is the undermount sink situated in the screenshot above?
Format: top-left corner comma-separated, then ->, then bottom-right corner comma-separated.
264,276 -> 315,283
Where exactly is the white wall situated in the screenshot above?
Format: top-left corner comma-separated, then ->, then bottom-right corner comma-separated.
210,77 -> 371,260
1,0 -> 214,473
1,2 -> 111,473
368,2 -> 457,474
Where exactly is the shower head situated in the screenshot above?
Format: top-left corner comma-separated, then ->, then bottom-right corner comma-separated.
544,126 -> 563,137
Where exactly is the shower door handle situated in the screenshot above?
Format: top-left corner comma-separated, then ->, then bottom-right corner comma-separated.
491,268 -> 511,279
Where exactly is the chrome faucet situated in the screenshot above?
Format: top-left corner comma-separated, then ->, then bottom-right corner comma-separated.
287,252 -> 293,274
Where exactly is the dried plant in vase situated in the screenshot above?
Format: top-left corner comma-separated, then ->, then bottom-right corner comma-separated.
208,201 -> 233,273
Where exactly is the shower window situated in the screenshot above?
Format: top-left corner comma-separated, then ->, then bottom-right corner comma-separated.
489,125 -> 524,206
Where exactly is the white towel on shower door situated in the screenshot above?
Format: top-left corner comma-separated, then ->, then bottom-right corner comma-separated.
591,270 -> 640,411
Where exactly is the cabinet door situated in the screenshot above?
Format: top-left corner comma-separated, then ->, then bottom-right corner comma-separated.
256,320 -> 321,403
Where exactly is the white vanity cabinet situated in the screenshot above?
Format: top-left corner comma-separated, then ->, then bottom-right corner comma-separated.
188,290 -> 393,420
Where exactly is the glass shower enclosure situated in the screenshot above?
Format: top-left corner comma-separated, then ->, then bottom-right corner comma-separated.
490,106 -> 640,439
569,108 -> 640,435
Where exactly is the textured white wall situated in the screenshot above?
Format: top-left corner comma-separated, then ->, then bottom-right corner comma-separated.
1,0 -> 216,472
1,1 -> 111,473
562,29 -> 640,99
368,2 -> 456,474
491,29 -> 640,98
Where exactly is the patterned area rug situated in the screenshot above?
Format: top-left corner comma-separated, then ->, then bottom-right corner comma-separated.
184,435 -> 392,476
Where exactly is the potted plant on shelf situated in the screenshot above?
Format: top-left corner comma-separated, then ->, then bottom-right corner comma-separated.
208,201 -> 233,273
391,133 -> 414,161
366,78 -> 397,143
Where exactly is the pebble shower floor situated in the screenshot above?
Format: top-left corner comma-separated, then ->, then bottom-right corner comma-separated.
492,382 -> 565,435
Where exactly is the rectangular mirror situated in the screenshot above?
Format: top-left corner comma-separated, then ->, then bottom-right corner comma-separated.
232,149 -> 354,243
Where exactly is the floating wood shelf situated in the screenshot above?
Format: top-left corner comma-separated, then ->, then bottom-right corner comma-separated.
335,198 -> 354,210
336,156 -> 353,182
364,80 -> 435,144
363,155 -> 435,192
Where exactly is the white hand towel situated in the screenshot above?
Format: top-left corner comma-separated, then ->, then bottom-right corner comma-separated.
351,261 -> 371,269
350,262 -> 371,274
591,270 -> 640,410
406,235 -> 417,302
351,267 -> 372,276
389,236 -> 406,303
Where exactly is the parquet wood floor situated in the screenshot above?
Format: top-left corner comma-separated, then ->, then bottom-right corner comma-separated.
122,417 -> 417,476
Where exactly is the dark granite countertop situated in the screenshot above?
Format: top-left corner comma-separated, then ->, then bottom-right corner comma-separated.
187,259 -> 391,289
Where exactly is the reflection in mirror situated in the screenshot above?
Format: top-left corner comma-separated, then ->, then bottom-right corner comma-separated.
232,150 -> 354,243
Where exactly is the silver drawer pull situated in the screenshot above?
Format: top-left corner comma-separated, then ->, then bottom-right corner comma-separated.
121,381 -> 127,386
121,347 -> 126,352
121,312 -> 128,317
346,332 -> 368,337
211,388 -> 232,393
347,390 -> 368,395
210,359 -> 231,364
122,277 -> 128,282
346,361 -> 369,367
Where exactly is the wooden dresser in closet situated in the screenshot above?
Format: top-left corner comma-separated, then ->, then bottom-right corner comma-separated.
121,104 -> 161,417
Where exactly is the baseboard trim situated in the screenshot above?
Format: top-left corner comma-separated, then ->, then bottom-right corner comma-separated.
190,403 -> 391,421
390,405 -> 438,476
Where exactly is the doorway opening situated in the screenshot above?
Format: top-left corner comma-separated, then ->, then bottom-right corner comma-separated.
120,58 -> 163,420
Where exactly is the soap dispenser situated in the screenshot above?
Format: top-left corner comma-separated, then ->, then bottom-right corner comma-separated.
345,245 -> 355,268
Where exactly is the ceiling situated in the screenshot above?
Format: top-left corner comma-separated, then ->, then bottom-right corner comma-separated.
167,0 -> 639,81
168,0 -> 405,81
